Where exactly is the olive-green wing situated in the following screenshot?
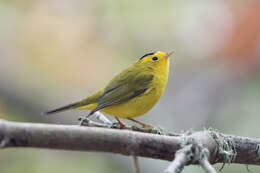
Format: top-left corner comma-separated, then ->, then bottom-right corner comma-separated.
88,71 -> 154,116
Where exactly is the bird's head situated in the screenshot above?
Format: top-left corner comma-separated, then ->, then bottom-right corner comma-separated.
137,51 -> 174,71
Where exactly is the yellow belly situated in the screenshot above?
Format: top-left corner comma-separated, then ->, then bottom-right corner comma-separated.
101,87 -> 162,118
78,76 -> 167,119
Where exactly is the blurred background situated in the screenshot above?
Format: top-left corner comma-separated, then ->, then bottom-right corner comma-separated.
0,0 -> 260,172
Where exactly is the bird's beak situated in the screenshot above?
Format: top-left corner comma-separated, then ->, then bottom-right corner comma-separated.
165,50 -> 175,59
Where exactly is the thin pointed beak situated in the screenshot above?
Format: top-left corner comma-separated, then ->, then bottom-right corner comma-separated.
166,50 -> 175,59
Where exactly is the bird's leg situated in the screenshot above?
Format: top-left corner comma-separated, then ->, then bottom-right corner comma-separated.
127,118 -> 154,129
115,117 -> 126,129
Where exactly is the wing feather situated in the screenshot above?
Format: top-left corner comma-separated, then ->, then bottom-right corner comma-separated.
88,70 -> 154,116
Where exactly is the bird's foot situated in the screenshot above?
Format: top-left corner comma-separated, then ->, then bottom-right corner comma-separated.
141,124 -> 154,129
126,118 -> 154,129
114,117 -> 126,129
153,126 -> 166,135
111,122 -> 120,128
111,122 -> 125,129
131,125 -> 166,135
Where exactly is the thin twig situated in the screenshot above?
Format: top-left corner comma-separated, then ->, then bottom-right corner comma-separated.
200,157 -> 217,173
0,137 -> 9,148
165,139 -> 218,173
164,145 -> 193,173
133,156 -> 140,173
78,118 -> 111,128
94,111 -> 113,126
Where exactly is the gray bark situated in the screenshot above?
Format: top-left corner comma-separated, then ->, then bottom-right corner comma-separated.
0,119 -> 260,166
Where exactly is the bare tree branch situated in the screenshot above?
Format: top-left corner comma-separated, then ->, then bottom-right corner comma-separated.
200,157 -> 217,173
164,139 -> 218,173
0,119 -> 260,168
164,145 -> 193,173
133,155 -> 140,173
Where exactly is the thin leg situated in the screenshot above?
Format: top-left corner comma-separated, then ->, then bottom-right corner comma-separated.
115,117 -> 126,129
127,118 -> 154,128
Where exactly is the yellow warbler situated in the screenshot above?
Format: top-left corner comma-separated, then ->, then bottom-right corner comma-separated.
45,51 -> 174,128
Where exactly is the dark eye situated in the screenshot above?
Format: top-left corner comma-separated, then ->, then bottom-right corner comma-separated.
152,57 -> 158,61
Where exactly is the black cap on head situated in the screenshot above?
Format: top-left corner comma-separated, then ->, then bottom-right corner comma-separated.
139,52 -> 155,60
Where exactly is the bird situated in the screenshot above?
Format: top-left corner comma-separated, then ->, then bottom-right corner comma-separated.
45,51 -> 174,128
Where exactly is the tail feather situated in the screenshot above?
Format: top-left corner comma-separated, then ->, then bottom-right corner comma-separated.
44,90 -> 104,115
44,102 -> 79,115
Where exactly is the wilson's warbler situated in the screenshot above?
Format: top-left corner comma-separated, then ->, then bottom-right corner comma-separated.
45,51 -> 174,128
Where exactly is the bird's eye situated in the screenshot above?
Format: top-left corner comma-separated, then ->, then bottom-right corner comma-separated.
152,57 -> 158,61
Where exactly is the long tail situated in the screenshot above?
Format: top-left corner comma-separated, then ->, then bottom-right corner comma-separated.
44,102 -> 79,115
44,90 -> 104,115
